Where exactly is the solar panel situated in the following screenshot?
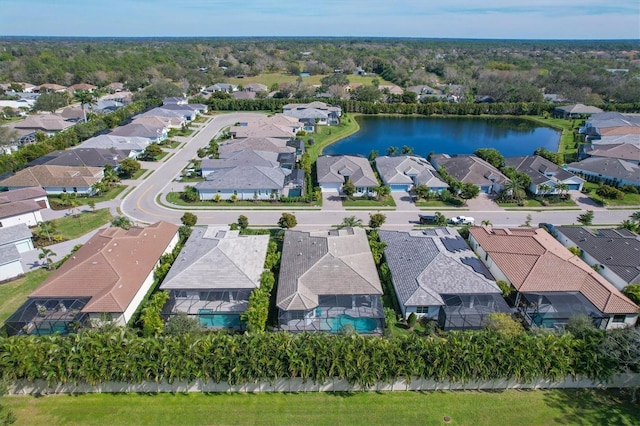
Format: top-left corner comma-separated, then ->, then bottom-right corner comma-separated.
441,236 -> 469,252
461,257 -> 495,280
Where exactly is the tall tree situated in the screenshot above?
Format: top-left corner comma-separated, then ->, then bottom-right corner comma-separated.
73,90 -> 96,123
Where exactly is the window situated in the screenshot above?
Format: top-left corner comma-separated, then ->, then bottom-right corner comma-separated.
612,315 -> 626,323
415,306 -> 430,314
175,291 -> 187,298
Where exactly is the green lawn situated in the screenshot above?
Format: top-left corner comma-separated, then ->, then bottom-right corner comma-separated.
342,195 -> 396,207
165,192 -> 320,207
4,389 -> 639,425
48,208 -> 113,240
48,186 -> 126,209
497,197 -> 577,208
226,72 -> 392,89
302,115 -> 360,161
415,199 -> 466,208
131,168 -> 147,180
0,269 -> 50,326
165,140 -> 182,149
582,182 -> 640,207
522,116 -> 579,160
168,128 -> 194,137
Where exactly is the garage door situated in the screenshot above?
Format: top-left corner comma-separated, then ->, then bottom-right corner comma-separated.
320,183 -> 341,193
567,184 -> 581,190
390,184 -> 411,192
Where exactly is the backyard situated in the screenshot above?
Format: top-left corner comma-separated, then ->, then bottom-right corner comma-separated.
3,389 -> 638,425
0,269 -> 50,327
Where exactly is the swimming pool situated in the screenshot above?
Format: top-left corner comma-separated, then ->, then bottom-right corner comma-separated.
197,309 -> 241,328
329,314 -> 379,333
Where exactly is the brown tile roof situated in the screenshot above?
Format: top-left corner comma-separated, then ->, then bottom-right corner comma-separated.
599,126 -> 640,136
13,114 -> 74,132
0,199 -> 41,219
30,221 -> 179,314
470,227 -> 638,314
0,165 -> 103,189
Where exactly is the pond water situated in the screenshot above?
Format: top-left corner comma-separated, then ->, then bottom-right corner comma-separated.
322,116 -> 560,157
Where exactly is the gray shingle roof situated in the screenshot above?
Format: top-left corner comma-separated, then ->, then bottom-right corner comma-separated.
431,154 -> 509,187
219,137 -> 296,155
0,244 -> 21,266
160,226 -> 269,291
566,157 -> 640,184
316,155 -> 378,187
504,155 -> 581,185
276,228 -> 382,311
27,148 -> 129,168
378,229 -> 502,308
0,200 -> 41,220
0,223 -> 31,246
585,144 -> 640,162
195,166 -> 288,191
77,135 -> 150,152
375,155 -> 448,188
201,150 -> 280,171
556,226 -> 640,285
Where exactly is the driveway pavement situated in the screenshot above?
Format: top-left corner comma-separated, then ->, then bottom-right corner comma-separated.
391,192 -> 418,212
569,190 -> 605,210
321,191 -> 345,211
464,193 -> 504,211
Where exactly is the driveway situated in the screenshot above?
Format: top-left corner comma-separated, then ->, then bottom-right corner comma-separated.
569,190 -> 605,210
321,191 -> 345,211
465,193 -> 504,211
391,192 -> 418,211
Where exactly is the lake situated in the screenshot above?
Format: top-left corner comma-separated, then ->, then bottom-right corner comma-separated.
322,116 -> 560,157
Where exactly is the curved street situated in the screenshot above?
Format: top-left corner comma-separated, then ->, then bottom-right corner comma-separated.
119,113 -> 637,230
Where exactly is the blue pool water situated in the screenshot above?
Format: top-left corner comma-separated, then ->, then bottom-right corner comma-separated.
197,309 -> 241,328
323,116 -> 560,158
330,314 -> 379,333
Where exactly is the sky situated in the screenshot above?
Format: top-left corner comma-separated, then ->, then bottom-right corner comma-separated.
1,0 -> 639,39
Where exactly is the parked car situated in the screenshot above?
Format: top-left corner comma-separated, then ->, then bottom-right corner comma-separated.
418,214 -> 437,224
449,216 -> 475,225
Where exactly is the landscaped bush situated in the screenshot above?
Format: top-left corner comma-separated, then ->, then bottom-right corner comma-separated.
0,329 -> 627,387
620,184 -> 639,194
596,185 -> 625,200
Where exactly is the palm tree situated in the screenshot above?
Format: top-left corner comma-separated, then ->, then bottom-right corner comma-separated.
503,179 -> 526,203
481,219 -> 492,226
631,211 -> 640,226
538,183 -> 551,197
38,247 -> 57,270
35,221 -> 56,242
73,90 -> 96,123
555,182 -> 570,199
337,215 -> 364,229
102,165 -> 120,189
373,184 -> 390,201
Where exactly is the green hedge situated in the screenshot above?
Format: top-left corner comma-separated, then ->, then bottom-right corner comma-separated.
0,329 -> 625,387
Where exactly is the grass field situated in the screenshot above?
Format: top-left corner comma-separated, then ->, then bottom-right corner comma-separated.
49,208 -> 113,240
165,192 -> 320,207
226,72 -> 393,89
3,389 -> 639,425
342,195 -> 396,207
0,269 -> 50,326
304,114 -> 361,161
522,116 -> 578,159
48,185 -> 126,209
582,182 -> 640,207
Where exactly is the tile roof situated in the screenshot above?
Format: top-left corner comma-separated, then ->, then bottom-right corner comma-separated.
431,154 -> 510,187
276,228 -> 382,311
12,114 -> 74,132
556,227 -> 640,285
0,199 -> 41,220
30,222 -> 179,314
0,165 -> 103,189
201,150 -> 280,171
110,123 -> 164,139
379,229 -> 502,308
375,155 -> 448,188
78,135 -> 150,152
555,104 -> 603,114
316,155 -> 378,187
161,226 -> 269,291
469,227 -> 638,314
0,223 -> 32,246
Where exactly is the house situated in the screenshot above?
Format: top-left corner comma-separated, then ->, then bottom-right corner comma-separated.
468,227 -> 638,330
36,84 -> 67,93
134,109 -> 187,128
554,226 -> 640,290
0,187 -> 49,228
553,103 -> 603,119
152,104 -> 206,121
0,223 -> 34,254
105,82 -> 125,92
232,91 -> 256,100
430,154 -> 510,194
163,97 -> 188,105
282,102 -> 341,125
0,244 -> 22,282
0,165 -> 104,195
229,121 -> 298,139
200,150 -> 281,178
243,83 -> 268,93
375,155 -> 448,193
109,123 -> 167,143
27,148 -> 130,169
5,221 -> 180,335
67,83 -> 96,93
10,114 -> 75,137
205,83 -> 238,93
160,226 -> 269,330
316,155 -> 378,196
504,155 -> 585,194
566,157 -> 640,188
276,228 -> 384,333
379,85 -> 404,95
588,135 -> 640,149
195,165 -> 302,201
579,144 -> 640,165
76,134 -> 150,158
218,137 -> 296,157
379,228 -> 510,330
